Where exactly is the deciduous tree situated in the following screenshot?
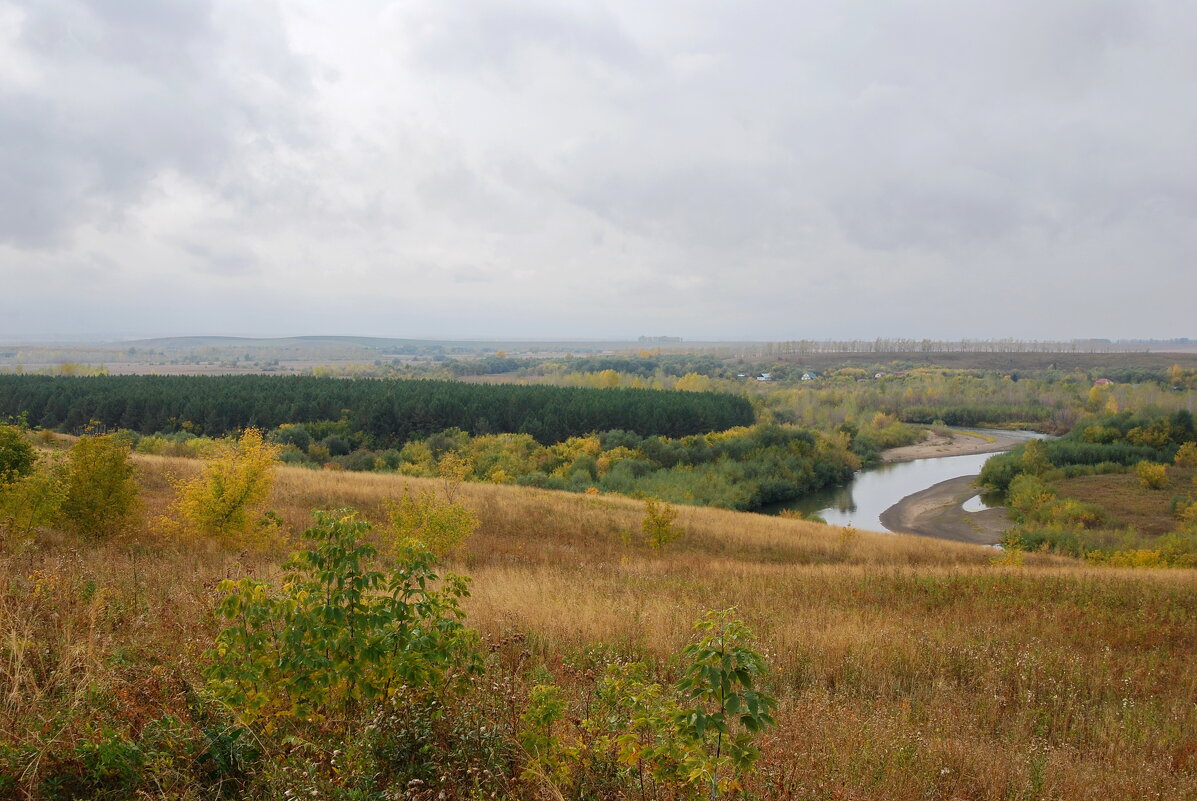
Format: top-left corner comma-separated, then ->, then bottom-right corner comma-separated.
169,428 -> 279,548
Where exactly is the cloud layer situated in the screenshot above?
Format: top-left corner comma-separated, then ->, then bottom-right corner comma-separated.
2,0 -> 1194,340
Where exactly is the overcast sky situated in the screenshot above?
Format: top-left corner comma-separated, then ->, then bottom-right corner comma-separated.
1,0 -> 1194,342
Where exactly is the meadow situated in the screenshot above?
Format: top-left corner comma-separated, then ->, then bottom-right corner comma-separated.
3,449 -> 1195,799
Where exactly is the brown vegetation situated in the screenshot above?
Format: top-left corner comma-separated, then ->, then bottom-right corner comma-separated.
3,455 -> 1196,799
1055,466 -> 1197,536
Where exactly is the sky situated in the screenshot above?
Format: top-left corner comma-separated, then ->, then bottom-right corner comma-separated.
1,0 -> 1195,342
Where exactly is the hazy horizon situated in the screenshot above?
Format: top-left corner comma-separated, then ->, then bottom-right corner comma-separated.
3,332 -> 1194,349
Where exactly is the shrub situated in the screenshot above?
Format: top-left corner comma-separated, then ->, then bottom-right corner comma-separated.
206,509 -> 479,728
516,472 -> 566,490
519,609 -> 776,799
321,435 -> 350,457
1020,439 -> 1051,476
675,609 -> 778,798
1136,461 -> 1168,490
1006,474 -> 1056,522
0,424 -> 35,484
269,423 -> 311,452
642,497 -> 684,550
1175,441 -> 1197,468
0,468 -> 65,540
168,428 -> 279,548
382,489 -> 479,559
56,434 -> 140,539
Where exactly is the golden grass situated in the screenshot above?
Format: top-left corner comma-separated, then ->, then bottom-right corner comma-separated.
3,456 -> 1196,799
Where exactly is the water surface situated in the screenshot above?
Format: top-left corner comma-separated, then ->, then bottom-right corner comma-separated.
765,428 -> 1045,533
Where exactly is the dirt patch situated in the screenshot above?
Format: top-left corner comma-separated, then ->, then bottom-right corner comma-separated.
881,431 -> 1030,464
879,475 -> 1010,545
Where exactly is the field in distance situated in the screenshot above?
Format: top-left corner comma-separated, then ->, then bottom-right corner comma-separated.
5,336 -> 1197,377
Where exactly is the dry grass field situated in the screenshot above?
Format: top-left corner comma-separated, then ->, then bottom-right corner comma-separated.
1052,467 -> 1197,537
3,455 -> 1196,799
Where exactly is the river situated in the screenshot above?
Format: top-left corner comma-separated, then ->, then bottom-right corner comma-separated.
765,428 -> 1046,533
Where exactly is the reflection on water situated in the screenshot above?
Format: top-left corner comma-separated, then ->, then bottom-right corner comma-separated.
961,494 -> 990,513
765,428 -> 1046,533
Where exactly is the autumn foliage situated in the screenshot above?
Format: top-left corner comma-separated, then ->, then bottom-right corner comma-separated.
166,428 -> 280,548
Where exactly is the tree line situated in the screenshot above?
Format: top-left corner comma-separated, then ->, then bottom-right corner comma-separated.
759,339 -> 1152,355
0,374 -> 755,446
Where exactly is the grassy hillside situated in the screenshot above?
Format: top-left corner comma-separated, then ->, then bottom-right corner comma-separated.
4,456 -> 1196,799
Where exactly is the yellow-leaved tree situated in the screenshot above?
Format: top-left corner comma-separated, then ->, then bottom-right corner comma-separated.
382,455 -> 479,559
382,490 -> 479,559
674,372 -> 713,392
1175,441 -> 1197,468
168,428 -> 280,548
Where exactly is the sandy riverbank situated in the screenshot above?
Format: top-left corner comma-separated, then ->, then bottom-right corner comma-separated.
881,430 -> 1030,464
878,475 -> 1009,545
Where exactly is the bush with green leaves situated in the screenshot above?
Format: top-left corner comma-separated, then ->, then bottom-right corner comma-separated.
206,508 -> 479,729
1175,441 -> 1197,468
167,427 -> 280,548
0,424 -> 65,540
0,467 -> 66,541
675,609 -> 778,798
0,423 -> 35,484
56,434 -> 140,539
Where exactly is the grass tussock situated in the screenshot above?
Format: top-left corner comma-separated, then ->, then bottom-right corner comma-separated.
1,455 -> 1195,799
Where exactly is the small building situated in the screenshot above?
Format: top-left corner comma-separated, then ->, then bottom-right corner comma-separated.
756,372 -> 773,382
1094,378 -> 1114,386
801,371 -> 817,381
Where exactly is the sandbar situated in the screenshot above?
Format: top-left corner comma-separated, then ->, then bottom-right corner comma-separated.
878,474 -> 1009,545
881,430 -> 1029,464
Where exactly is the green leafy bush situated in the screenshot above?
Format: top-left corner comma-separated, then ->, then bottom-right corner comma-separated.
382,488 -> 479,558
206,509 -> 479,729
1175,441 -> 1197,468
167,428 -> 279,548
675,609 -> 778,797
0,423 -> 35,484
56,434 -> 140,539
0,467 -> 65,540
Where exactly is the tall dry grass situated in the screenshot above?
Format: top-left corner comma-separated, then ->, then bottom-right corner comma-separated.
2,455 -> 1194,799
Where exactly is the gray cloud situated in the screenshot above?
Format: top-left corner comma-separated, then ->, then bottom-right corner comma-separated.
1,0 -> 1195,340
0,0 -> 311,246
408,1 -> 649,81
178,238 -> 258,277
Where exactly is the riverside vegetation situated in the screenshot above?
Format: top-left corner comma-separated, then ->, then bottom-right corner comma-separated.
978,405 -> 1197,565
1,423 -> 1196,799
